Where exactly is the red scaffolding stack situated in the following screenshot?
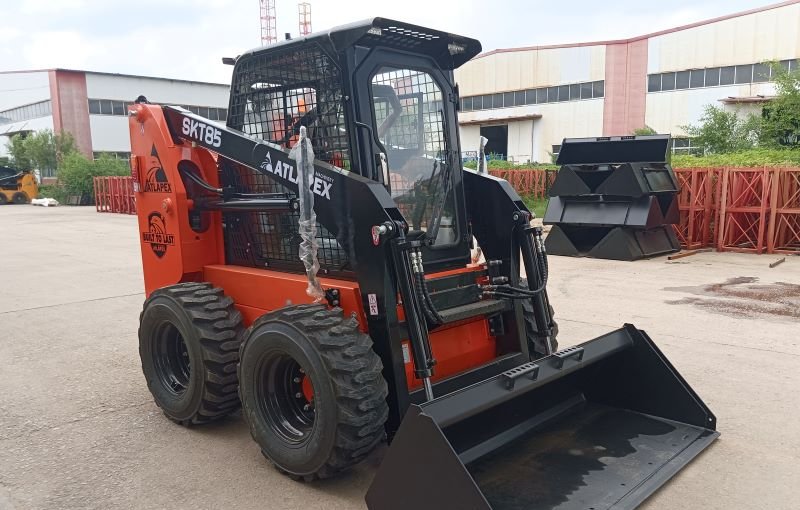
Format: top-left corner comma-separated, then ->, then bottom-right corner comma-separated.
94,176 -> 136,214
717,167 -> 773,253
673,168 -> 718,249
767,167 -> 800,254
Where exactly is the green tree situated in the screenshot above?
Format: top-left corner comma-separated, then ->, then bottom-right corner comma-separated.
5,130 -> 77,172
7,134 -> 32,170
632,125 -> 657,135
57,152 -> 130,200
760,64 -> 800,148
681,105 -> 762,154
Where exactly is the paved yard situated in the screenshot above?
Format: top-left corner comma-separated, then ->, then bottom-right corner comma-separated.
0,205 -> 798,509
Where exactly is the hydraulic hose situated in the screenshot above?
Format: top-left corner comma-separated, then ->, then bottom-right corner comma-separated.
410,248 -> 444,326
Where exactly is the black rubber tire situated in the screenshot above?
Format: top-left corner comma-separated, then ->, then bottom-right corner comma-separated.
11,192 -> 28,204
139,282 -> 243,426
0,194 -> 7,205
520,278 -> 559,358
238,304 -> 389,481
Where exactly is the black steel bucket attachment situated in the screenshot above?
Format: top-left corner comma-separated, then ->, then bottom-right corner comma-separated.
366,325 -> 718,510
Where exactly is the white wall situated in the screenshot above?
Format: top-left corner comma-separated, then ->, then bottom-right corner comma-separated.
455,45 -> 606,96
645,82 -> 775,135
88,115 -> 131,152
85,73 -> 229,106
0,71 -> 50,111
647,3 -> 800,73
84,73 -> 230,154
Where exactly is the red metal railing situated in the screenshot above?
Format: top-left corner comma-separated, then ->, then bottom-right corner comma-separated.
767,167 -> 800,254
488,169 -> 556,199
673,168 -> 718,250
717,167 -> 774,253
94,176 -> 136,214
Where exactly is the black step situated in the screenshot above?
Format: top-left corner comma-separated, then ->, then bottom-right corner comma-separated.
438,299 -> 511,324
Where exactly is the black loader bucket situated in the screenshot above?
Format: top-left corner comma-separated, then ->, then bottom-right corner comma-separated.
366,325 -> 718,510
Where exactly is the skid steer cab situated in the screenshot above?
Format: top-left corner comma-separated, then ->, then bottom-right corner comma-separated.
129,17 -> 717,510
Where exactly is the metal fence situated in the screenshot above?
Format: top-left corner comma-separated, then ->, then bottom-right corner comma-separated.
94,176 -> 136,214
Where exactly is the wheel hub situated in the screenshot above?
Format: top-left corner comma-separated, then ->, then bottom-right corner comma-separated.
257,352 -> 316,445
153,322 -> 191,395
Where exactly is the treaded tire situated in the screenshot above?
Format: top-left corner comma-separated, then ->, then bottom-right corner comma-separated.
520,277 -> 559,358
0,194 -> 7,205
11,192 -> 28,204
139,282 -> 243,426
238,304 -> 389,481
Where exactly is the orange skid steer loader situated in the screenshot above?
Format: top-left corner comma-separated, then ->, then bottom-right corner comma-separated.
130,18 -> 717,509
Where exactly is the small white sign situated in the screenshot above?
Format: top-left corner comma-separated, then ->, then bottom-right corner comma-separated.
402,343 -> 411,364
368,293 -> 379,316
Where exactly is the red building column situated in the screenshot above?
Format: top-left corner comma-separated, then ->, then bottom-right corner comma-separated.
603,39 -> 648,136
48,70 -> 92,157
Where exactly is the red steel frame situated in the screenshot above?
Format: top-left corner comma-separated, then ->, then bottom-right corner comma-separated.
488,169 -> 556,199
717,167 -> 773,254
673,168 -> 717,249
93,176 -> 136,214
767,167 -> 800,254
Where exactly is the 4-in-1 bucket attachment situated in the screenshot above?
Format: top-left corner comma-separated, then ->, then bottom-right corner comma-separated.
366,325 -> 718,510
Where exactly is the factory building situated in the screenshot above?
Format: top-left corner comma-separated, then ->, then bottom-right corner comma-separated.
0,69 -> 229,176
455,0 -> 800,163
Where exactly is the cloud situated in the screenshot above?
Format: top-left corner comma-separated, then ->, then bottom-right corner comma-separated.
0,0 -> 780,83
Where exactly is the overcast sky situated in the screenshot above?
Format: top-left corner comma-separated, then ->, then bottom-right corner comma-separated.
0,0 -> 782,84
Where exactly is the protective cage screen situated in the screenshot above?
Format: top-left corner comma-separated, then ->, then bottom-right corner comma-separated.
222,44 -> 351,274
371,67 -> 457,246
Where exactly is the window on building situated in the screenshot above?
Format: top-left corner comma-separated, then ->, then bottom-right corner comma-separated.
489,93 -> 501,108
592,81 -> 604,98
557,85 -> 569,102
551,144 -> 561,160
514,90 -> 526,106
472,96 -> 483,110
525,89 -> 537,105
569,83 -> 580,101
753,63 -> 771,82
734,64 -> 752,84
671,138 -> 701,156
580,82 -> 593,99
503,92 -> 514,108
536,88 -> 548,104
675,70 -> 690,90
689,69 -> 705,88
462,96 -> 472,111
647,74 -> 661,92
705,67 -> 720,86
719,66 -> 735,85
661,72 -> 676,91
546,87 -> 558,102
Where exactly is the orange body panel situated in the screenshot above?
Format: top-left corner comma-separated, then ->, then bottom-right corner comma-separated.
130,104 -> 498,392
203,264 -> 368,329
402,319 -> 495,390
129,104 -> 225,295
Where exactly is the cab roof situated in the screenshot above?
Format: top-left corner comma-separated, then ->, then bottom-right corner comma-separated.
235,18 -> 482,71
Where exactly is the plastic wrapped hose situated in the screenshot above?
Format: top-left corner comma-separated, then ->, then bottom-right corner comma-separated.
477,136 -> 489,175
289,126 -> 324,302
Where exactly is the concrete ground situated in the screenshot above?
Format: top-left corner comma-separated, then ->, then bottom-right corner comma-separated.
0,205 -> 798,510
